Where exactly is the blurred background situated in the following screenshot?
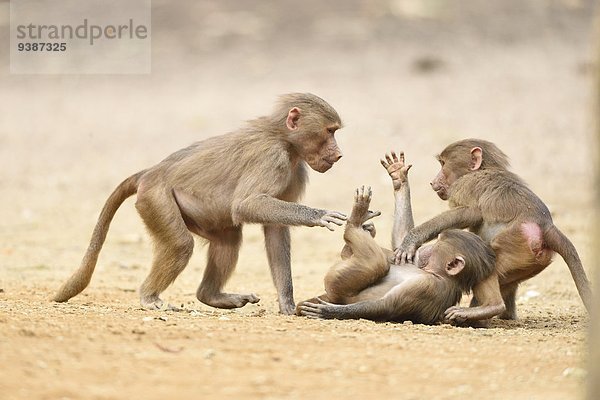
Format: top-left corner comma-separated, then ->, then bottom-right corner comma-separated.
1,0 -> 597,283
1,1 -> 599,399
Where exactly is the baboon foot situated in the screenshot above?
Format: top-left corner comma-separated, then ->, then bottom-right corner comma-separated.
279,300 -> 296,315
498,309 -> 517,320
197,291 -> 260,309
140,294 -> 180,311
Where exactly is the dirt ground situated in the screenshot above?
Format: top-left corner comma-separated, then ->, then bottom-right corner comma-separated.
0,1 -> 597,399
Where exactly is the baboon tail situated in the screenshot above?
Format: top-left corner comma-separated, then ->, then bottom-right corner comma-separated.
52,171 -> 145,302
544,225 -> 593,313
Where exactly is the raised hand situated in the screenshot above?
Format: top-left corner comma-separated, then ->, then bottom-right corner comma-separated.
380,151 -> 412,191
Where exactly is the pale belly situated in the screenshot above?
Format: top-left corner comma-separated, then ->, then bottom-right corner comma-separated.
350,264 -> 425,303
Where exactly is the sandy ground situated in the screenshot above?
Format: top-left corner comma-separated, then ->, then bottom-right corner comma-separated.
0,1 -> 597,399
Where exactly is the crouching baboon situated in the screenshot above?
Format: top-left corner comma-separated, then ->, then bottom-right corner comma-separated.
53,93 -> 347,314
297,153 -> 496,324
398,139 -> 593,323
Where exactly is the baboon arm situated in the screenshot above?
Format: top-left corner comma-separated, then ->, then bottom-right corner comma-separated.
445,303 -> 506,323
399,206 -> 483,260
444,272 -> 506,322
299,298 -> 393,321
299,279 -> 423,321
233,194 -> 344,229
391,180 -> 414,250
413,206 -> 482,243
231,155 -> 345,228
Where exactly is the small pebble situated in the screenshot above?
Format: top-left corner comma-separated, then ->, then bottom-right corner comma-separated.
204,349 -> 216,359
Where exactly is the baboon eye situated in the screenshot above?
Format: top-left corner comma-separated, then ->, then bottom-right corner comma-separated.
327,128 -> 336,135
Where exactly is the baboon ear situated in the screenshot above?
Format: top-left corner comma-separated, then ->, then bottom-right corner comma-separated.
286,107 -> 301,131
470,147 -> 483,170
446,256 -> 465,276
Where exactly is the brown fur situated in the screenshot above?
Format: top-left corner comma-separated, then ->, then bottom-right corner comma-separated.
401,139 -> 592,322
53,93 -> 346,314
325,227 -> 495,325
316,226 -> 495,325
297,178 -> 496,325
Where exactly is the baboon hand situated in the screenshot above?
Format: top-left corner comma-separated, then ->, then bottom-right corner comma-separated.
444,306 -> 469,324
380,151 -> 412,191
315,210 -> 347,231
445,303 -> 506,323
395,233 -> 418,264
298,298 -> 340,319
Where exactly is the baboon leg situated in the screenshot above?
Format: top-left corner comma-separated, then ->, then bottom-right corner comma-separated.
499,283 -> 519,320
490,226 -> 549,320
324,224 -> 389,303
324,187 -> 388,303
196,227 -> 259,309
340,221 -> 377,260
264,225 -> 295,314
136,187 -> 195,310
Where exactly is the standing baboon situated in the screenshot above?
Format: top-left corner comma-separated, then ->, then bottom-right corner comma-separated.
397,139 -> 593,323
297,153 -> 496,324
53,93 -> 347,314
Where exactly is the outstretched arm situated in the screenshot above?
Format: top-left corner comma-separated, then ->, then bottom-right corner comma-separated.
399,206 -> 483,263
231,160 -> 347,230
299,297 -> 393,321
234,194 -> 346,230
298,278 -> 426,322
380,151 -> 414,252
